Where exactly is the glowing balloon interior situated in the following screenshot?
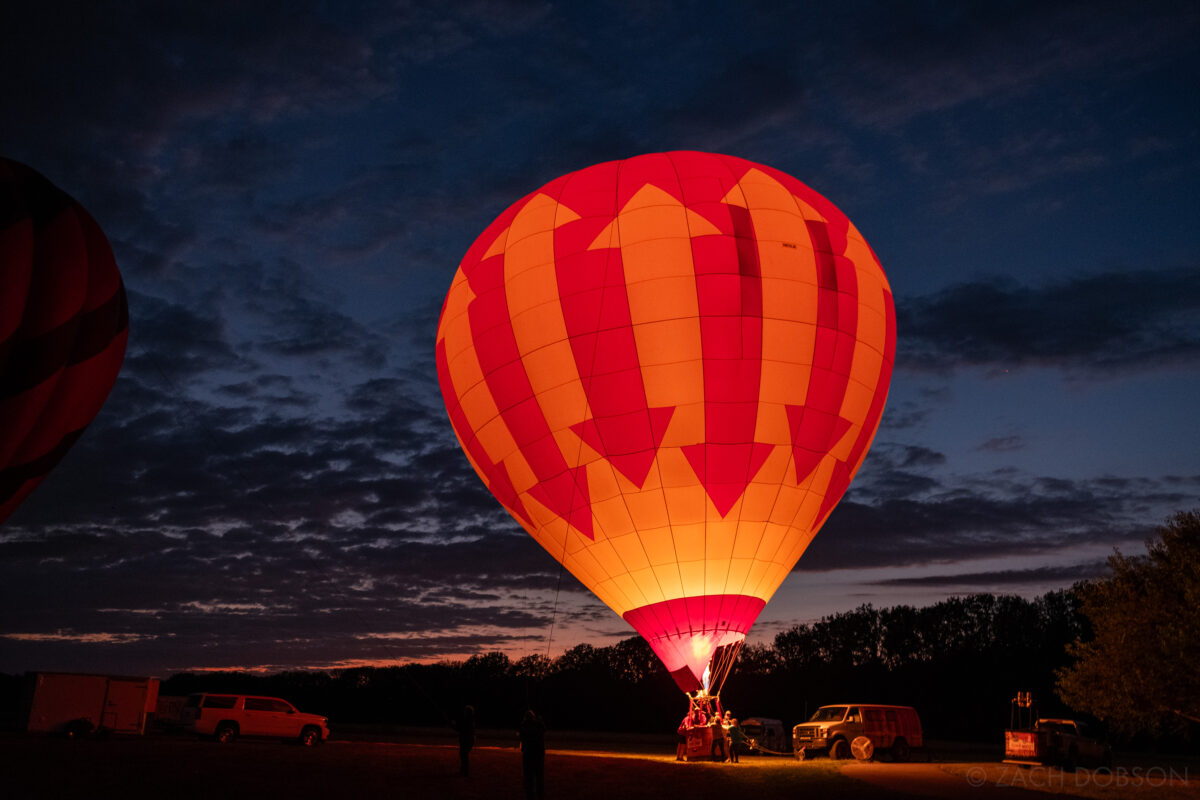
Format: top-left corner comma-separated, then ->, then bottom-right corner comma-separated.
0,158 -> 128,524
436,151 -> 894,692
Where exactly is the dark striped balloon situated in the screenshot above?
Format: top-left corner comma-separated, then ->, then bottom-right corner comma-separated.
0,158 -> 129,524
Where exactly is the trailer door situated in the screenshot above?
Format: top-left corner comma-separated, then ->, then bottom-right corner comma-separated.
102,679 -> 149,734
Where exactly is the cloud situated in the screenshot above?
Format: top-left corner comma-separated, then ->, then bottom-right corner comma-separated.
0,508 -> 575,672
122,290 -> 247,380
847,442 -> 948,499
870,561 -> 1110,588
979,436 -> 1024,453
879,386 -> 949,431
800,471 -> 1199,572
666,55 -> 805,149
828,1 -> 1199,131
0,330 -> 578,671
897,267 -> 1200,374
252,292 -> 390,371
216,375 -> 317,408
2,631 -> 152,645
7,321 -> 1192,672
0,2 -> 391,148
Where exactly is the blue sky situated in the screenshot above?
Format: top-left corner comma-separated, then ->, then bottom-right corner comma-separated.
1,0 -> 1197,675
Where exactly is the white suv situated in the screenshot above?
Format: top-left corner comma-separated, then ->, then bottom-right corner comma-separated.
183,693 -> 329,746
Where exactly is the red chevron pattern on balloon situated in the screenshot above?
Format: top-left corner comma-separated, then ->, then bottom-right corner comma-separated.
436,151 -> 895,692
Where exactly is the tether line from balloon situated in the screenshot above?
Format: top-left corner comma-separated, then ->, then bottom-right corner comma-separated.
541,347 -> 582,665
744,740 -> 795,757
543,555 -> 567,661
710,637 -> 743,696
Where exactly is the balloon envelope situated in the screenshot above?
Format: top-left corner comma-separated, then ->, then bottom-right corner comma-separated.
436,151 -> 894,691
0,158 -> 128,524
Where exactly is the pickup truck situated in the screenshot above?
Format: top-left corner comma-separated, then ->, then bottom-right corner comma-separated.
1004,718 -> 1111,770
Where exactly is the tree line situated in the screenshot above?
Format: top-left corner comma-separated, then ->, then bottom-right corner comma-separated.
160,590 -> 1085,742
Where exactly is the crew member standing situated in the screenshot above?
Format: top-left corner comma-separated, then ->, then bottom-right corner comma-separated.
519,709 -> 547,800
710,711 -> 727,762
676,711 -> 690,761
456,705 -> 476,777
728,718 -> 746,763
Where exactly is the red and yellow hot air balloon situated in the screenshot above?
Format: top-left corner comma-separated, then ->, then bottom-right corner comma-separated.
436,151 -> 894,694
0,158 -> 128,524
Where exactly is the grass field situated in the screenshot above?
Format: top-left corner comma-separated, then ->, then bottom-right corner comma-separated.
1,732 -> 1195,800
0,735 -> 911,800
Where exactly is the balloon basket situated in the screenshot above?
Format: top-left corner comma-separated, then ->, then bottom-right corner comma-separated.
683,726 -> 714,761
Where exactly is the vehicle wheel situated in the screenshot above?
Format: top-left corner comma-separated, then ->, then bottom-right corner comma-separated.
851,736 -> 874,761
299,726 -> 322,747
215,723 -> 238,744
892,737 -> 910,762
829,739 -> 849,760
1062,746 -> 1078,773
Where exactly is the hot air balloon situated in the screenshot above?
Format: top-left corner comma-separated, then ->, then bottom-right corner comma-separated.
0,158 -> 129,524
435,151 -> 894,699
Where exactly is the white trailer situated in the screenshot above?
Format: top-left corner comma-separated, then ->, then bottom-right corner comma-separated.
26,672 -> 159,735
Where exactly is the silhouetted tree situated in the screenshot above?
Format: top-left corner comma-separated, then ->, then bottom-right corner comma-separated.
1058,510 -> 1200,736
733,643 -> 779,676
512,654 -> 552,679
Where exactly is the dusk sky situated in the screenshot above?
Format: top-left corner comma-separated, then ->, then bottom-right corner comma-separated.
1,0 -> 1197,678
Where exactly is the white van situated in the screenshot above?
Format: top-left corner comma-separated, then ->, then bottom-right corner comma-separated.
792,704 -> 922,761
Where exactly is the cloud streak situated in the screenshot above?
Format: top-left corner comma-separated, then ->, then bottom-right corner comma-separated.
897,267 -> 1200,374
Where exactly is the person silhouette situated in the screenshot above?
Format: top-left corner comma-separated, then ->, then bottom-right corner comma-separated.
519,709 -> 546,800
455,705 -> 475,776
710,712 -> 726,762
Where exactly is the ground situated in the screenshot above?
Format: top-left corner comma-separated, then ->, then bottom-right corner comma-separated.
1,732 -> 1195,799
